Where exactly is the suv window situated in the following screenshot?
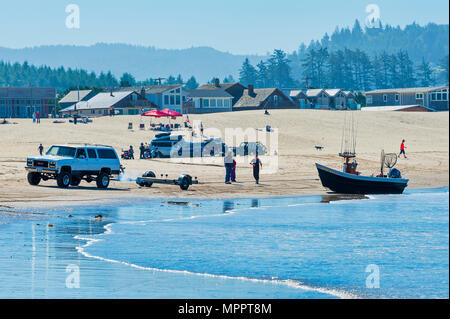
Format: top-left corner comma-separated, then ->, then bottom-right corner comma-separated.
76,148 -> 87,158
87,149 -> 97,158
97,149 -> 118,159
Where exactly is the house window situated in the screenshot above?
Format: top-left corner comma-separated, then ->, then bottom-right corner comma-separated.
366,95 -> 373,105
383,94 -> 387,102
203,99 -> 209,108
395,94 -> 399,102
224,99 -> 230,107
431,89 -> 449,101
176,88 -> 180,93
164,95 -> 169,105
170,95 -> 175,105
416,93 -> 424,100
210,99 -> 216,107
217,99 -> 223,107
176,95 -> 180,105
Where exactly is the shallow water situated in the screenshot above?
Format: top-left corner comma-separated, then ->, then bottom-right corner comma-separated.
0,187 -> 448,298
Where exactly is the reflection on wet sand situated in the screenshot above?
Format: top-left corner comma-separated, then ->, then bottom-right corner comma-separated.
320,194 -> 369,203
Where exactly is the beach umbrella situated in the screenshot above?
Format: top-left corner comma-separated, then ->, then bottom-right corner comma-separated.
141,110 -> 167,117
160,108 -> 182,117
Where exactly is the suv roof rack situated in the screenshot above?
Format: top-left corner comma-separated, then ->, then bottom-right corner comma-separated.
66,143 -> 113,148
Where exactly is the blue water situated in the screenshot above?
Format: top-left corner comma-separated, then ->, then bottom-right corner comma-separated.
0,187 -> 448,298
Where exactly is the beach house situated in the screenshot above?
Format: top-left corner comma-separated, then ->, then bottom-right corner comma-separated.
0,87 -> 56,118
198,79 -> 247,106
305,89 -> 330,109
364,86 -> 449,111
59,90 -> 155,116
183,89 -> 233,113
233,85 -> 296,111
289,90 -> 308,108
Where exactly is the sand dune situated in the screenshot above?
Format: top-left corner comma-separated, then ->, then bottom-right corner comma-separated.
0,109 -> 448,208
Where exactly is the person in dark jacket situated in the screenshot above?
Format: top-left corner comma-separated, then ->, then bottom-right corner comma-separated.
38,144 -> 44,155
250,154 -> 262,184
139,143 -> 145,159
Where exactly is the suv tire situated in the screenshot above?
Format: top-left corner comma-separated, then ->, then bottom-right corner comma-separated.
27,172 -> 41,186
57,172 -> 71,188
96,172 -> 110,189
70,175 -> 82,186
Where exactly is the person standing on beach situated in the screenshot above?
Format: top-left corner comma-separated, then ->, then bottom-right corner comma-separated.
38,144 -> 44,156
129,145 -> 135,159
32,112 -> 36,123
139,143 -> 145,159
224,150 -> 233,184
399,139 -> 407,158
36,111 -> 40,124
231,159 -> 237,182
250,154 -> 262,184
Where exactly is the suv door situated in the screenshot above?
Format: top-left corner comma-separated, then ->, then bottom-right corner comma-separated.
87,148 -> 100,173
74,147 -> 89,173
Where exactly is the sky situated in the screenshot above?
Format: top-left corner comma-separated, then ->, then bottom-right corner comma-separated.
0,0 -> 448,55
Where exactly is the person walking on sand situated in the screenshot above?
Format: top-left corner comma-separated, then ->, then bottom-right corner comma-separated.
36,111 -> 41,124
250,154 -> 262,184
38,144 -> 44,156
224,150 -> 233,184
399,139 -> 407,158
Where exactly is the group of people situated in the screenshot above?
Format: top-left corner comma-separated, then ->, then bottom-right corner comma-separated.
32,112 -> 41,124
224,151 -> 262,185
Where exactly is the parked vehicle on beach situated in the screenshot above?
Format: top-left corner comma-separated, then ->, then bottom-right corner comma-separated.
25,144 -> 122,188
150,133 -> 226,158
233,141 -> 267,156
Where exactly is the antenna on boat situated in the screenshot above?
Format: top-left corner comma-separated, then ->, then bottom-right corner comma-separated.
339,111 -> 356,159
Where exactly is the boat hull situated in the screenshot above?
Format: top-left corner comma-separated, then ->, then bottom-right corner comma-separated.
316,163 -> 408,194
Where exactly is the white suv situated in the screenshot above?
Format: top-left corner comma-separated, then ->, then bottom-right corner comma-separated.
25,144 -> 122,188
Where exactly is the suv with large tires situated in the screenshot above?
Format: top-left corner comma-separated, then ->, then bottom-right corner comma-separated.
25,144 -> 122,189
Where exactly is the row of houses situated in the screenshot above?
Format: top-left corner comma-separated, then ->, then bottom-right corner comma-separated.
1,82 -> 448,118
57,79 -> 361,116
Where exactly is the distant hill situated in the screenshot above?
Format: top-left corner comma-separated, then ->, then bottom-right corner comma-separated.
0,44 -> 264,83
0,21 -> 448,86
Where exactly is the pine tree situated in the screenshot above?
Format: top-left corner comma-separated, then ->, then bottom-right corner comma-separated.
417,57 -> 434,86
184,76 -> 199,90
239,58 -> 258,86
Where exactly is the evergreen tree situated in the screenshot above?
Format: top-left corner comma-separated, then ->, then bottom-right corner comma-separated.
417,57 -> 435,86
184,76 -> 199,90
119,72 -> 136,87
239,58 -> 258,86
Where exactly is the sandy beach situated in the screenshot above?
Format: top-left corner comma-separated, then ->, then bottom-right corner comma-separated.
0,109 -> 448,209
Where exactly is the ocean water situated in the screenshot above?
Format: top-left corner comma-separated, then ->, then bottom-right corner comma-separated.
0,187 -> 448,298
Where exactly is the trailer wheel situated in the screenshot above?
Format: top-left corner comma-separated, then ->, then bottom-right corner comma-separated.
142,171 -> 156,187
27,172 -> 41,186
178,174 -> 192,191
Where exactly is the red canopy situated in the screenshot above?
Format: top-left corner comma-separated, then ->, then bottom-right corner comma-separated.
160,108 -> 182,117
141,110 -> 167,117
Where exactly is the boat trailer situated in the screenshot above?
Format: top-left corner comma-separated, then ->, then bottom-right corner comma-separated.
136,171 -> 198,190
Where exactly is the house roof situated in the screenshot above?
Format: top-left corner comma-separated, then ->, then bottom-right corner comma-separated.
361,105 -> 432,112
198,83 -> 246,90
234,88 -> 281,108
60,91 -> 136,112
342,91 -> 355,97
289,90 -> 307,98
59,90 -> 93,104
185,89 -> 233,98
365,86 -> 448,95
0,87 -> 56,99
306,89 -> 328,97
324,89 -> 342,97
107,85 -> 183,95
